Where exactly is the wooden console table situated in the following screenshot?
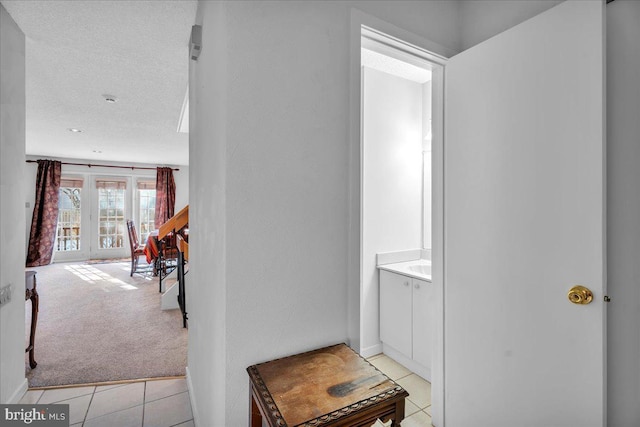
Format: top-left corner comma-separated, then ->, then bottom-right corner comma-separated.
247,343 -> 408,427
25,271 -> 38,369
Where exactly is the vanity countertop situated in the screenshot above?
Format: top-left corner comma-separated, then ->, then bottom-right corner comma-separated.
377,259 -> 432,282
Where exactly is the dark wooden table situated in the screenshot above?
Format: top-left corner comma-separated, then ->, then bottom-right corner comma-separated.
25,271 -> 38,369
247,343 -> 409,427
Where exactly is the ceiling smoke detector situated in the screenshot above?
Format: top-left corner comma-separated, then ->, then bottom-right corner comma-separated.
103,94 -> 118,103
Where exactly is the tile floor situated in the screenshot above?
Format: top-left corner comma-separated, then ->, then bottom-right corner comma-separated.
19,378 -> 193,427
367,354 -> 433,427
18,355 -> 428,427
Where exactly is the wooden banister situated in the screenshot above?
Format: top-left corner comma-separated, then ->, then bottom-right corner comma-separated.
177,234 -> 189,261
158,205 -> 189,239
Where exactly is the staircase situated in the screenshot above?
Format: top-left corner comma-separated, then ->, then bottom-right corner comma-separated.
158,205 -> 188,327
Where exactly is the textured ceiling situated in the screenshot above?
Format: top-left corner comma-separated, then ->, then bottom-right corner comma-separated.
362,48 -> 432,83
1,0 -> 196,166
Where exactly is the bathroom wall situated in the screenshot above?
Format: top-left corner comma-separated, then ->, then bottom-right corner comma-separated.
361,66 -> 423,355
423,80 -> 432,255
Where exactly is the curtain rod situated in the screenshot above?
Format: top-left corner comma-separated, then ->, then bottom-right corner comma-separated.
26,160 -> 179,171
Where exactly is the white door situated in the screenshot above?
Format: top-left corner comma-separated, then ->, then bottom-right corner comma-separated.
444,1 -> 605,426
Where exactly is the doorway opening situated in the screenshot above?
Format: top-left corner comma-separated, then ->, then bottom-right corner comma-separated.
355,24 -> 446,426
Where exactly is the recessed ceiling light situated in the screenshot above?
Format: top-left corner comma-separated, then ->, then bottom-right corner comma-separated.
92,150 -> 102,153
67,128 -> 82,133
102,94 -> 118,103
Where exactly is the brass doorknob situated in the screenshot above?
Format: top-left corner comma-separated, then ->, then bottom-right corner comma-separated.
567,285 -> 593,305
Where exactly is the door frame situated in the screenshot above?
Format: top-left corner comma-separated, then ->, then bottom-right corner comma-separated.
348,9 -> 453,426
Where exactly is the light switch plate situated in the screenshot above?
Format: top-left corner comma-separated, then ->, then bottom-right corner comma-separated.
0,284 -> 12,306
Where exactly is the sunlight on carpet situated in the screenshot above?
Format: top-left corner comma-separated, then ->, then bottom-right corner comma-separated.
64,264 -> 138,290
25,261 -> 187,387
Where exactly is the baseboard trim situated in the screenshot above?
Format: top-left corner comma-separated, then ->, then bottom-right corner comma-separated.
361,342 -> 383,358
186,366 -> 199,427
7,378 -> 28,404
28,375 -> 186,391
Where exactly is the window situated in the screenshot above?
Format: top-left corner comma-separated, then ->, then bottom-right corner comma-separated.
137,180 -> 156,242
56,178 -> 83,251
97,180 -> 126,249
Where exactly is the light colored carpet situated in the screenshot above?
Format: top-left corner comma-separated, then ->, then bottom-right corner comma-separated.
25,261 -> 187,387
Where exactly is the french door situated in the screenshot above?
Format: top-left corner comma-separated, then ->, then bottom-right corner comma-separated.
89,177 -> 131,259
54,175 -> 136,261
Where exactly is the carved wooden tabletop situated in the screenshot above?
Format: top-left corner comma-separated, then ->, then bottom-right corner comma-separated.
247,343 -> 409,427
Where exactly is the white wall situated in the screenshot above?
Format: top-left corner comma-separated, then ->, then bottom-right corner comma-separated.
361,67 -> 423,355
189,1 -> 460,425
459,0 -> 563,51
423,80 -> 432,253
24,157 -> 188,259
0,3 -> 27,403
607,1 -> 640,425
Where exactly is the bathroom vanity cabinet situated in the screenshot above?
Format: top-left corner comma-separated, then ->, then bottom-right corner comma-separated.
379,269 -> 432,378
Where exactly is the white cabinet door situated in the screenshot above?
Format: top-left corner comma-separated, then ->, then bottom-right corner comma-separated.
379,270 -> 412,356
444,1 -> 605,425
412,278 -> 432,369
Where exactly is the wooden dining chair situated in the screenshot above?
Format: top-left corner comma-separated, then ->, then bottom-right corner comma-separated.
126,220 -> 147,276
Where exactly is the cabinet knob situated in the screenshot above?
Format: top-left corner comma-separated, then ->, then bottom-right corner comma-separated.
415,283 -> 420,289
404,281 -> 409,287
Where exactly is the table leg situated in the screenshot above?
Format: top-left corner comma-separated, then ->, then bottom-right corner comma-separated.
249,387 -> 262,427
27,288 -> 38,369
392,399 -> 406,427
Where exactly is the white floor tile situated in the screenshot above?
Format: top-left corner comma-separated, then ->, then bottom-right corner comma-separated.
172,421 -> 194,427
19,390 -> 43,404
38,386 -> 95,404
143,391 -> 192,427
401,410 -> 432,427
396,374 -> 431,409
95,383 -> 129,393
83,404 -> 143,427
405,399 -> 421,417
57,393 -> 93,425
424,405 -> 431,415
368,355 -> 412,380
86,381 -> 145,420
145,378 -> 188,403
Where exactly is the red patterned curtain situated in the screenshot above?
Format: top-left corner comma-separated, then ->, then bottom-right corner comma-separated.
26,160 -> 61,267
155,167 -> 176,228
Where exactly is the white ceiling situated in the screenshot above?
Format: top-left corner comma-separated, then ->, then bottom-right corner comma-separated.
1,0 -> 197,166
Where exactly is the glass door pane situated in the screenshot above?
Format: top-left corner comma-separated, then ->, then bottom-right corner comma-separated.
56,187 -> 82,251
138,189 -> 156,242
98,188 -> 126,249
